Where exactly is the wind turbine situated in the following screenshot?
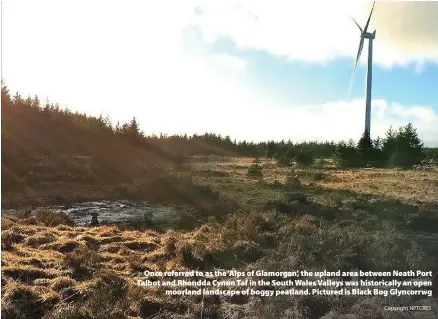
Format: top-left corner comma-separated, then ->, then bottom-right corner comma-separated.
350,1 -> 376,137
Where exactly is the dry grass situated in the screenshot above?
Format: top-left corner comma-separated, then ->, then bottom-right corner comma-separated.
2,156 -> 438,318
1,211 -> 269,318
187,157 -> 438,207
321,168 -> 438,205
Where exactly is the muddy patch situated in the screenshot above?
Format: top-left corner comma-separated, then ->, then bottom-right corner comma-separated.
2,201 -> 187,227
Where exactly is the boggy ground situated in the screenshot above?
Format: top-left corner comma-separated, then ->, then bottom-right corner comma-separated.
2,156 -> 438,318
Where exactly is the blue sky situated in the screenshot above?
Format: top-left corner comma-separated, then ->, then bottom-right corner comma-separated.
204,36 -> 438,108
3,1 -> 438,145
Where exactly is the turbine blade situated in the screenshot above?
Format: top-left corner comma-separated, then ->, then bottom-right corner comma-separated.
351,17 -> 363,33
354,37 -> 365,71
346,68 -> 356,101
363,1 -> 376,33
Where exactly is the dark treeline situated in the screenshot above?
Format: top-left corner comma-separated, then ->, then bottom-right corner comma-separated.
158,134 -> 337,158
2,82 -> 437,167
332,127 -> 427,168
1,82 -> 337,159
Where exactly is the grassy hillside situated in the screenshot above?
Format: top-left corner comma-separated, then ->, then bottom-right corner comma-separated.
2,84 -> 438,318
1,83 -> 241,208
2,157 -> 438,318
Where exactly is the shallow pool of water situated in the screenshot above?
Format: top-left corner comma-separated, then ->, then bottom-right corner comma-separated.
1,200 -> 187,226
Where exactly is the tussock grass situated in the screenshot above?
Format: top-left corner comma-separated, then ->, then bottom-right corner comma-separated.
123,239 -> 158,251
2,156 -> 438,318
1,282 -> 49,318
50,276 -> 78,291
25,232 -> 57,247
34,209 -> 74,226
2,264 -> 60,282
43,239 -> 83,253
1,229 -> 25,250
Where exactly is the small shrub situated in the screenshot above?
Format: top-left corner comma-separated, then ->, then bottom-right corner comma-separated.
312,172 -> 326,181
275,149 -> 295,167
285,192 -> 309,204
247,164 -> 263,180
285,173 -> 301,189
333,142 -> 361,168
34,209 -> 74,227
296,151 -> 314,165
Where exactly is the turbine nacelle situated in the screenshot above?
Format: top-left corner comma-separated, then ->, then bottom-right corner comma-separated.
362,30 -> 376,39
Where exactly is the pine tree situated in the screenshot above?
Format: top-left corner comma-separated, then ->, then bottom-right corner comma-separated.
104,115 -> 113,133
333,140 -> 360,168
382,123 -> 424,168
265,141 -> 276,158
373,136 -> 382,150
32,95 -> 40,110
357,129 -> 374,166
296,150 -> 314,165
1,82 -> 12,109
247,158 -> 263,180
382,126 -> 398,167
114,121 -> 121,135
397,123 -> 424,167
371,136 -> 383,166
122,117 -> 144,145
24,96 -> 33,109
13,92 -> 23,108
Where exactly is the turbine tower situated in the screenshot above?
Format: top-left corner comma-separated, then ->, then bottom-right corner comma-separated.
351,1 -> 376,137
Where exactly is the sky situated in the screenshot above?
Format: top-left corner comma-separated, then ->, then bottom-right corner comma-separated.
2,1 -> 438,146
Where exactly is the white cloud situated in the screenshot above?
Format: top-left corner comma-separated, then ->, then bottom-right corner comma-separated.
212,53 -> 247,71
188,1 -> 438,67
2,1 -> 437,147
234,99 -> 438,146
390,104 -> 438,124
372,2 -> 438,65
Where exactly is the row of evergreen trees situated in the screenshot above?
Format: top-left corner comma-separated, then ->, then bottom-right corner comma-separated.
1,82 -> 338,157
334,125 -> 425,168
265,124 -> 427,169
1,81 -> 436,167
